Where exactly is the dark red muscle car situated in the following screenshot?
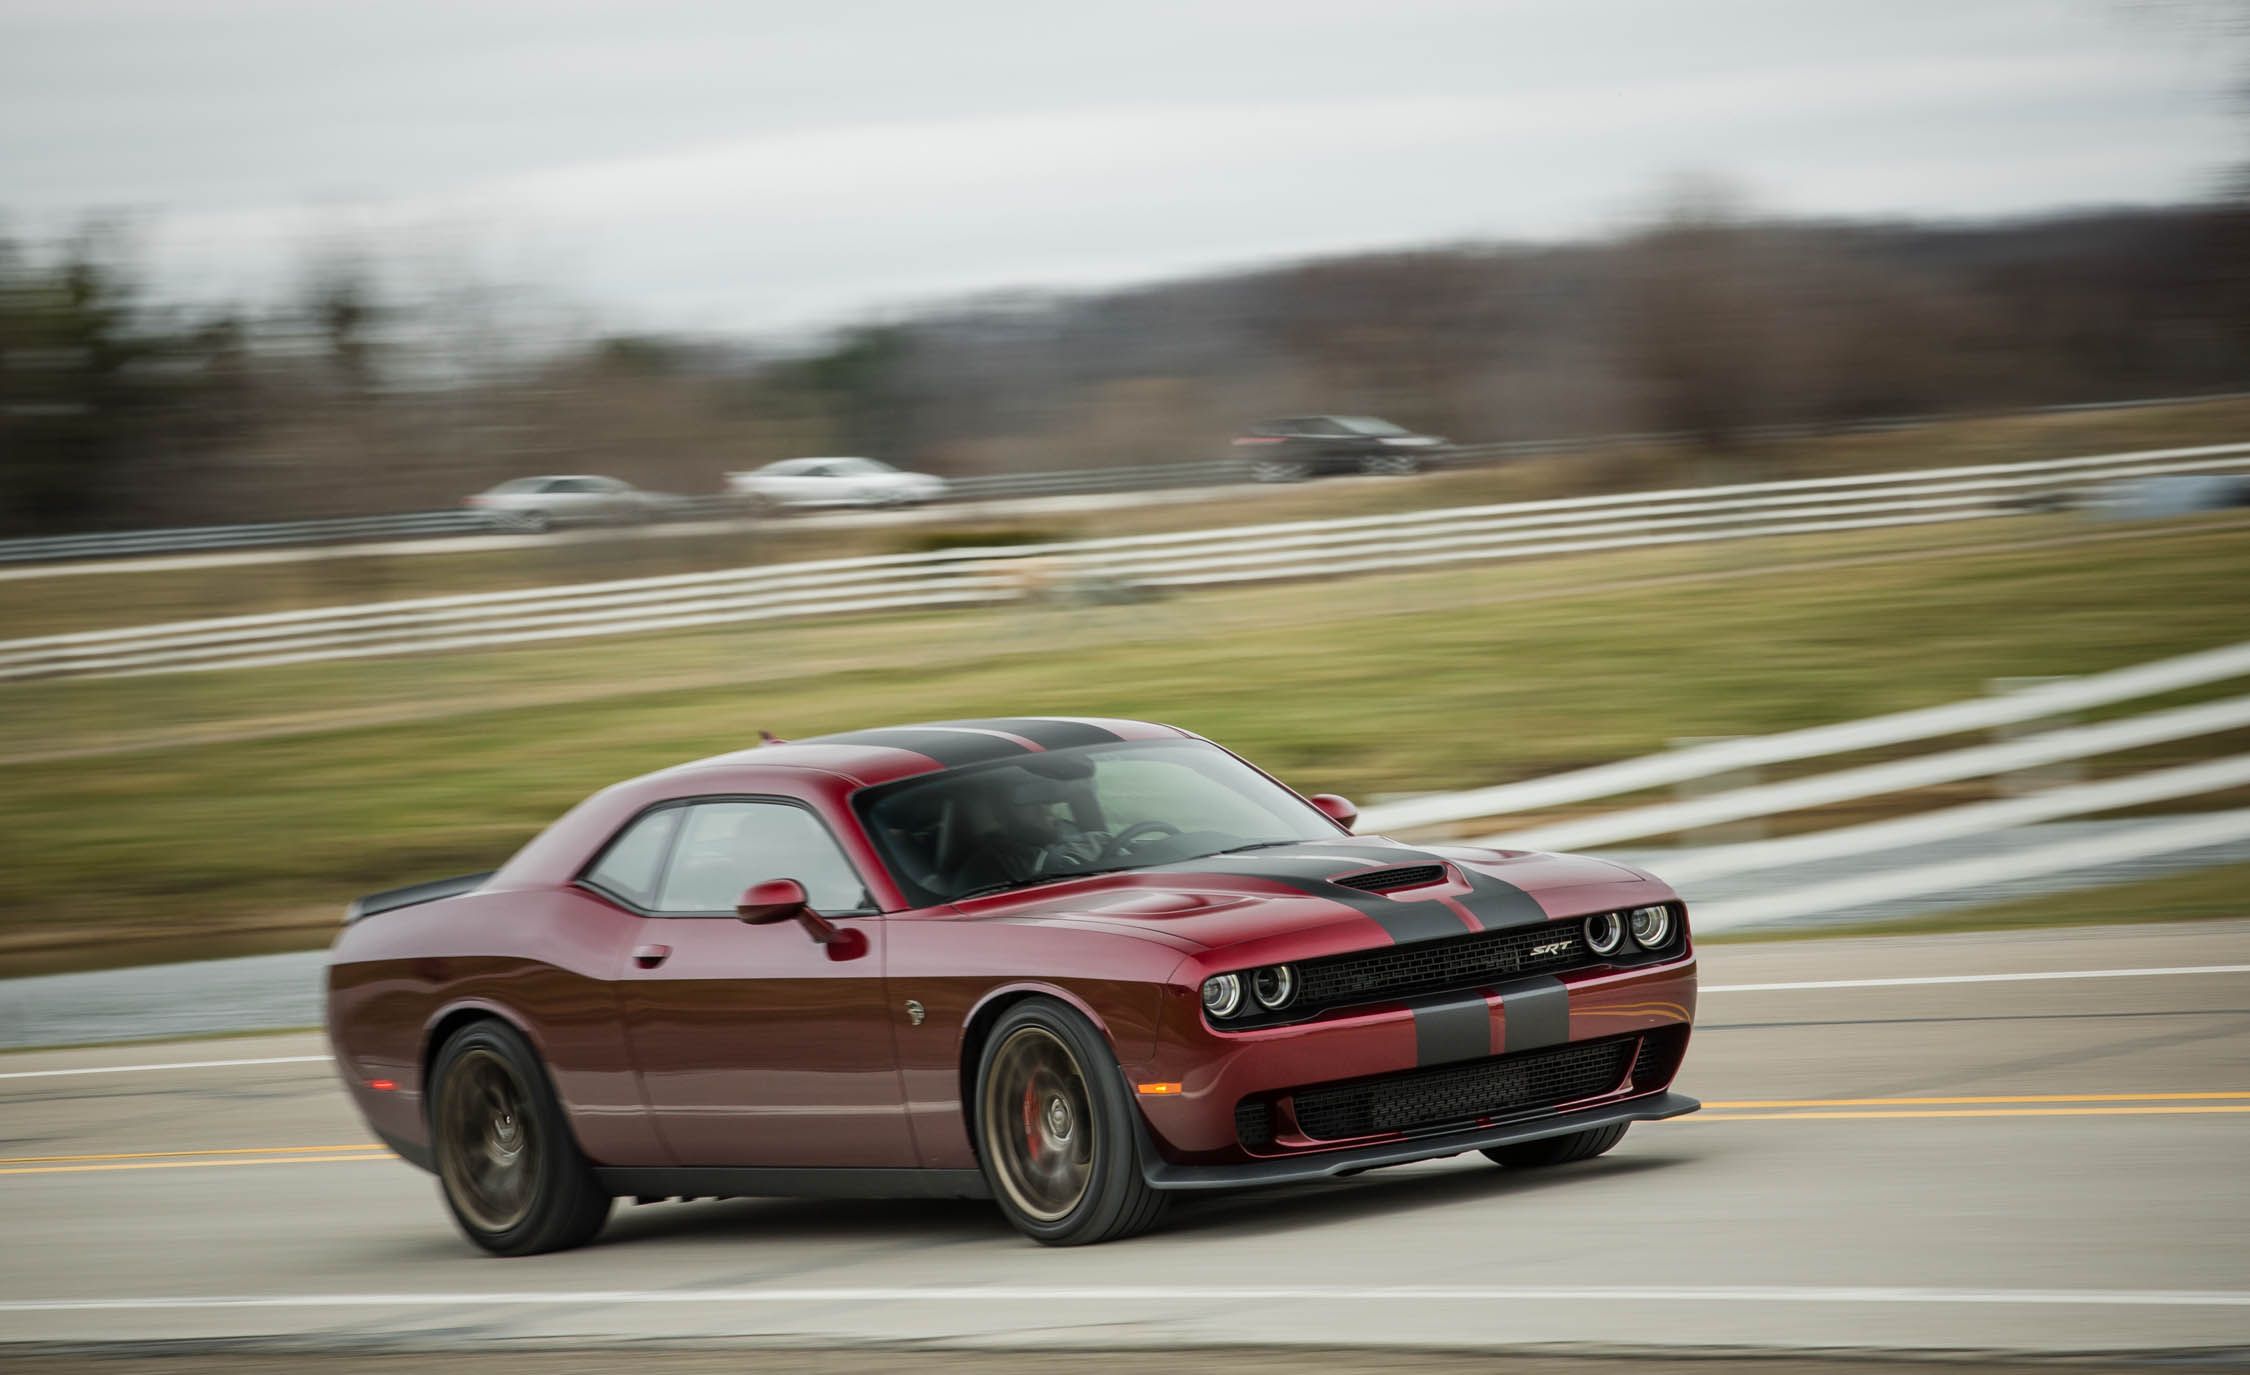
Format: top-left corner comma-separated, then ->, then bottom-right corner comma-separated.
327,717 -> 1698,1253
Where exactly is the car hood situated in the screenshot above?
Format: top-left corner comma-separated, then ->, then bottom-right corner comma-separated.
951,838 -> 1666,961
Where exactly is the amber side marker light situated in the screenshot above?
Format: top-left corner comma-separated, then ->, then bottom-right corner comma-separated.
366,1079 -> 398,1092
1136,1082 -> 1183,1096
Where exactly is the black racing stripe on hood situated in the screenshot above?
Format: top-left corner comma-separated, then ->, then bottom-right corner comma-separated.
1154,846 -> 1472,945
1287,843 -> 1548,930
809,727 -> 1031,769
956,718 -> 1124,750
1458,868 -> 1548,929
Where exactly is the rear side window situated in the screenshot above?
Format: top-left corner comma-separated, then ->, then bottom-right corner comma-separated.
652,801 -> 871,915
584,808 -> 681,907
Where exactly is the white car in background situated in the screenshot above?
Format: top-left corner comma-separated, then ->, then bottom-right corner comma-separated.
464,475 -> 673,531
727,457 -> 949,510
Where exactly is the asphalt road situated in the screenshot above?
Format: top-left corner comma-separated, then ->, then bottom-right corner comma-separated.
3,919 -> 2247,1365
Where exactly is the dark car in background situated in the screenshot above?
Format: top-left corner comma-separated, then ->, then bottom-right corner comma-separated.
1232,416 -> 1451,482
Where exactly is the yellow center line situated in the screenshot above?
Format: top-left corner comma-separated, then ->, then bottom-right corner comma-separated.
0,1143 -> 384,1166
1694,1105 -> 2250,1121
1703,1091 -> 2250,1109
0,1154 -> 395,1176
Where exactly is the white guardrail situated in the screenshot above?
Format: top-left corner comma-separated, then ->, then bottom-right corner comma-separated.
1,439 -> 2246,682
1352,639 -> 2250,931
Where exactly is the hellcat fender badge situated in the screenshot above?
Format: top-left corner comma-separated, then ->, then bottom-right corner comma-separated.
905,999 -> 926,1026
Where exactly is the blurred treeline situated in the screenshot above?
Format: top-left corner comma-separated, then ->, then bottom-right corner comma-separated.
3,193 -> 2247,536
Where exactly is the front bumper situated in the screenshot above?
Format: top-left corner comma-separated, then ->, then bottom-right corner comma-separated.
1138,1090 -> 1699,1190
1130,953 -> 1697,1166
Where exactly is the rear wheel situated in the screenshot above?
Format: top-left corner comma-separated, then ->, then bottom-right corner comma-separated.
974,999 -> 1167,1246
1481,1122 -> 1628,1169
429,1019 -> 611,1256
1251,457 -> 1310,483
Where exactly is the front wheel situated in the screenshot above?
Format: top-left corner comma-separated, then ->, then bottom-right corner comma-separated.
1481,1122 -> 1628,1170
429,1019 -> 612,1256
974,999 -> 1167,1246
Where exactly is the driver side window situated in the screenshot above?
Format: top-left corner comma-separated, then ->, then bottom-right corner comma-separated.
588,800 -> 871,915
656,801 -> 870,914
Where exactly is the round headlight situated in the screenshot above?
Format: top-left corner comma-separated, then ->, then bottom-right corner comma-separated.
1201,973 -> 1244,1018
1253,964 -> 1297,1010
1584,911 -> 1625,956
1629,904 -> 1673,949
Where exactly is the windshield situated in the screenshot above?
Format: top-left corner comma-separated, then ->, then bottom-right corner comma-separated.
856,738 -> 1339,905
1333,416 -> 1409,436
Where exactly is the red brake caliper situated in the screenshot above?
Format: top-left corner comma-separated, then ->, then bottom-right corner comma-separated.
1023,1082 -> 1041,1162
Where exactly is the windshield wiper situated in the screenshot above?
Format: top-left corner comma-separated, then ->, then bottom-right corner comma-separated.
1209,840 -> 1302,856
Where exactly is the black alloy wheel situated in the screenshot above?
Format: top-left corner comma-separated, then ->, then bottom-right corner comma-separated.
429,1019 -> 611,1256
974,999 -> 1168,1245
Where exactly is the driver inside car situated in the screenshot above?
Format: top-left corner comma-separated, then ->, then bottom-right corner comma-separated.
949,773 -> 1107,893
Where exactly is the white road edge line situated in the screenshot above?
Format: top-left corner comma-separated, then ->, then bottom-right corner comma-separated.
3,1285 -> 2248,1312
1702,963 -> 2250,993
4,964 -> 2246,1080
0,1054 -> 332,1081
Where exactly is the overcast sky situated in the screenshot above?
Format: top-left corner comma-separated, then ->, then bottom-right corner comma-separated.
2,0 -> 2240,335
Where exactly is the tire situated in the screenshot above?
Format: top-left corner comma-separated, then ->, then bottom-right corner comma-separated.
1251,457 -> 1310,483
973,999 -> 1168,1246
1480,1122 -> 1628,1170
1358,452 -> 1421,477
514,510 -> 552,534
428,1019 -> 612,1256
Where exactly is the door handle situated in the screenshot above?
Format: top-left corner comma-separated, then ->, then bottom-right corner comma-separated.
631,943 -> 672,969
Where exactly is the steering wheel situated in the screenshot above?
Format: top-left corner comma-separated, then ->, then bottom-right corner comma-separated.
1096,820 -> 1184,864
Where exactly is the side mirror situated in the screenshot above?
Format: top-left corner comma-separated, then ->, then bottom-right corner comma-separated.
737,878 -> 812,925
1309,793 -> 1358,832
737,879 -> 867,959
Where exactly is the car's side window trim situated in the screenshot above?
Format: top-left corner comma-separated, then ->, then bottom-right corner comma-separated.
575,793 -> 879,920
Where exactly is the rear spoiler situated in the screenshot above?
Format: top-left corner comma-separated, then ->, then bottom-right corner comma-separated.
345,871 -> 494,924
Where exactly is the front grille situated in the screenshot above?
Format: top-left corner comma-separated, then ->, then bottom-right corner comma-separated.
1297,921 -> 1589,1007
1335,864 -> 1446,892
1288,1037 -> 1632,1142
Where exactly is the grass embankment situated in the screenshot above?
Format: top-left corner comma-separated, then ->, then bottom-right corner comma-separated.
6,394 -> 2247,640
1,508 -> 2245,973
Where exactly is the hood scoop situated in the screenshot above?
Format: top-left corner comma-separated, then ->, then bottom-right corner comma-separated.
1334,863 -> 1447,893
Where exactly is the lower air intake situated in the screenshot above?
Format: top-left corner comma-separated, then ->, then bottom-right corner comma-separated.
1288,1036 -> 1634,1142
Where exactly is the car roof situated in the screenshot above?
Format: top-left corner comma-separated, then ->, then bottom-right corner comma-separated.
664,717 -> 1197,789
